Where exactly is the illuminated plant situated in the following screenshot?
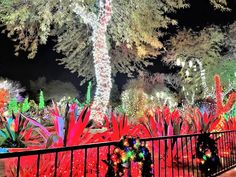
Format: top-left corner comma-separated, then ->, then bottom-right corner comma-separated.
150,90 -> 178,109
0,89 -> 9,112
47,103 -> 94,147
0,79 -> 25,102
0,113 -> 49,148
121,88 -> 148,121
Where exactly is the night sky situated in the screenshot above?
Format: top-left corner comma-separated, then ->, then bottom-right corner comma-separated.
0,0 -> 236,94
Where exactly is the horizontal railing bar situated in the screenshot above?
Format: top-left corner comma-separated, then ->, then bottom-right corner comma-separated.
141,130 -> 236,141
0,130 -> 235,159
0,141 -> 118,159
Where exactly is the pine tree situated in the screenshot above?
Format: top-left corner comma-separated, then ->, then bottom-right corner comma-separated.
8,98 -> 18,114
39,90 -> 45,110
21,97 -> 30,113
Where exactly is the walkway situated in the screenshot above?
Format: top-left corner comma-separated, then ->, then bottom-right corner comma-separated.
219,168 -> 236,177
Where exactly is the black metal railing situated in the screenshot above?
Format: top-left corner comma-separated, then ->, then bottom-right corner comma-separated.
0,130 -> 236,177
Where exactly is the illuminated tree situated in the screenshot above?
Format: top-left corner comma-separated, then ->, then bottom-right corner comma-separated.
8,98 -> 18,114
38,90 -> 45,110
121,73 -> 178,120
163,26 -> 236,102
21,97 -> 30,113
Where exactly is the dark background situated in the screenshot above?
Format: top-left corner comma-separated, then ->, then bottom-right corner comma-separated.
0,0 -> 235,95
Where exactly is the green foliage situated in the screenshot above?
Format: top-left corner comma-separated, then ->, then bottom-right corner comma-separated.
55,81 -> 92,108
39,90 -> 45,110
206,60 -> 236,89
0,0 -> 73,58
224,22 -> 236,60
109,0 -> 189,57
8,98 -> 18,114
164,27 -> 224,65
21,97 -> 30,113
209,0 -> 230,11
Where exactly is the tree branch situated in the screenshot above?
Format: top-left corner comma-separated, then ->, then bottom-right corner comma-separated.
71,3 -> 97,26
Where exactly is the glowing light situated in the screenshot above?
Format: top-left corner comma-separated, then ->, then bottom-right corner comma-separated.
114,148 -> 120,153
196,158 -> 201,164
176,58 -> 181,66
123,140 -> 129,146
186,70 -> 190,77
138,152 -> 144,158
189,60 -> 193,68
206,150 -> 212,157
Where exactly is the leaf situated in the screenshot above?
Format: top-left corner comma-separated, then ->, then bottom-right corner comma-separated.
23,127 -> 33,141
21,114 -> 51,137
103,115 -> 110,128
111,114 -> 119,139
149,115 -> 157,136
46,134 -> 59,148
0,130 -> 7,139
5,123 -> 15,141
167,122 -> 173,136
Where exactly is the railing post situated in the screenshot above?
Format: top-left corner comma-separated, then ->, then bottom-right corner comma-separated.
84,148 -> 87,177
16,156 -> 20,177
190,136 -> 195,177
36,154 -> 40,177
70,150 -> 74,177
97,147 -> 99,177
54,152 -> 58,177
152,140 -> 155,176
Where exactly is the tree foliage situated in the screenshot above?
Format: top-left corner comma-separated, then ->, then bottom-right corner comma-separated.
209,0 -> 230,11
224,22 -> 236,60
164,22 -> 236,103
163,26 -> 230,101
0,0 -> 190,83
0,0 -> 231,84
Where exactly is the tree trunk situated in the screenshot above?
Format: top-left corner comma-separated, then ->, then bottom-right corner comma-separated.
90,0 -> 112,125
73,0 -> 112,125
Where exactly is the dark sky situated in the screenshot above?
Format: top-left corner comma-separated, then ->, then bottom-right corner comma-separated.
0,0 -> 235,94
0,36 -> 83,90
